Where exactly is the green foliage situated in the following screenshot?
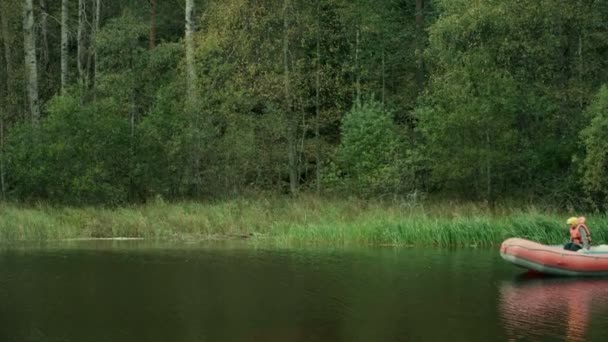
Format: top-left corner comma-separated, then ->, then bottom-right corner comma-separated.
418,0 -> 608,202
7,95 -> 131,204
2,0 -> 608,209
417,63 -> 520,200
334,101 -> 401,195
96,11 -> 148,72
90,11 -> 188,201
581,86 -> 608,208
96,10 -> 150,113
137,76 -> 225,198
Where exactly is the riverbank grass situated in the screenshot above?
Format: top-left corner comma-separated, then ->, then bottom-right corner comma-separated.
0,197 -> 606,246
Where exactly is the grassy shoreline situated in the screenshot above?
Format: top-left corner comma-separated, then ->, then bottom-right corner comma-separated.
1,197 -> 606,247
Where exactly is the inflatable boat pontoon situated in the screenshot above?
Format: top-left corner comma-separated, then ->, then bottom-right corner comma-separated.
500,238 -> 608,276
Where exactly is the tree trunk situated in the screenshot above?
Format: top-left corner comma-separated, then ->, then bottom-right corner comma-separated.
381,33 -> 385,107
0,11 -> 7,198
355,28 -> 360,106
578,32 -> 583,110
485,129 -> 492,203
0,106 -> 4,198
61,0 -> 68,94
39,0 -> 49,74
415,0 -> 424,92
0,63 -> 4,198
315,0 -> 321,195
91,0 -> 100,97
23,0 -> 40,125
150,0 -> 157,49
185,0 -> 201,194
1,1 -> 12,96
77,0 -> 86,88
0,115 -> 4,198
1,3 -> 13,197
283,0 -> 297,195
185,0 -> 197,110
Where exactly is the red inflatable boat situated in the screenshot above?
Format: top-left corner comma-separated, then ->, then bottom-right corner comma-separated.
500,238 -> 608,276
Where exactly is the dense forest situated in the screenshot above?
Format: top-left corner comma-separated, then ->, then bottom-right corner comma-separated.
0,0 -> 607,208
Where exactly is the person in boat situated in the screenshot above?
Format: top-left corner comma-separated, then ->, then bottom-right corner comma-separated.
564,216 -> 592,251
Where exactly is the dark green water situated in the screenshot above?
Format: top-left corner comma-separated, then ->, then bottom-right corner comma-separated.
1,241 -> 608,342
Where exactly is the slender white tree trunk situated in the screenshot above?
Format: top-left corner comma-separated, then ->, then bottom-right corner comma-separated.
23,0 -> 40,125
1,3 -> 12,81
0,8 -> 8,198
381,34 -> 385,106
91,0 -> 100,97
355,28 -> 360,106
315,0 -> 321,194
486,129 -> 492,202
283,0 -> 297,195
0,113 -> 4,198
1,2 -> 13,196
77,0 -> 86,87
61,0 -> 68,94
185,0 -> 197,109
578,33 -> 584,110
39,0 -> 49,73
185,0 -> 202,194
415,0 -> 424,92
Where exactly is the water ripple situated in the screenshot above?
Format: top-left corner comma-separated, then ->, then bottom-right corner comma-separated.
500,277 -> 608,342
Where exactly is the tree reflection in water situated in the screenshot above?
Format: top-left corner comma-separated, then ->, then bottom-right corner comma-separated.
500,275 -> 608,342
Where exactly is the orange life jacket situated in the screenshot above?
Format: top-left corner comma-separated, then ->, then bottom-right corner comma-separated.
570,224 -> 592,245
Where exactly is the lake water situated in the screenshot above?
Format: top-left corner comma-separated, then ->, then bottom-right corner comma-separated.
1,241 -> 607,341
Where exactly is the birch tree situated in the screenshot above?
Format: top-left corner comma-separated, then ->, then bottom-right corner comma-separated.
415,0 -> 424,91
77,0 -> 86,87
39,0 -> 49,74
0,4 -> 12,197
91,0 -> 100,94
315,0 -> 321,194
1,1 -> 13,99
23,0 -> 40,124
283,0 -> 298,195
61,0 -> 68,94
185,0 -> 196,110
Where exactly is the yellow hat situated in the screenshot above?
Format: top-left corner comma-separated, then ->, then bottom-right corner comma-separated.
567,217 -> 578,225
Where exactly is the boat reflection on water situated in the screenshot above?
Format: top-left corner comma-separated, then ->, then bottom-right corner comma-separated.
499,274 -> 608,342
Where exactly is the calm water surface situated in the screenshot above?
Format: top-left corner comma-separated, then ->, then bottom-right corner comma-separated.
1,241 -> 607,341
